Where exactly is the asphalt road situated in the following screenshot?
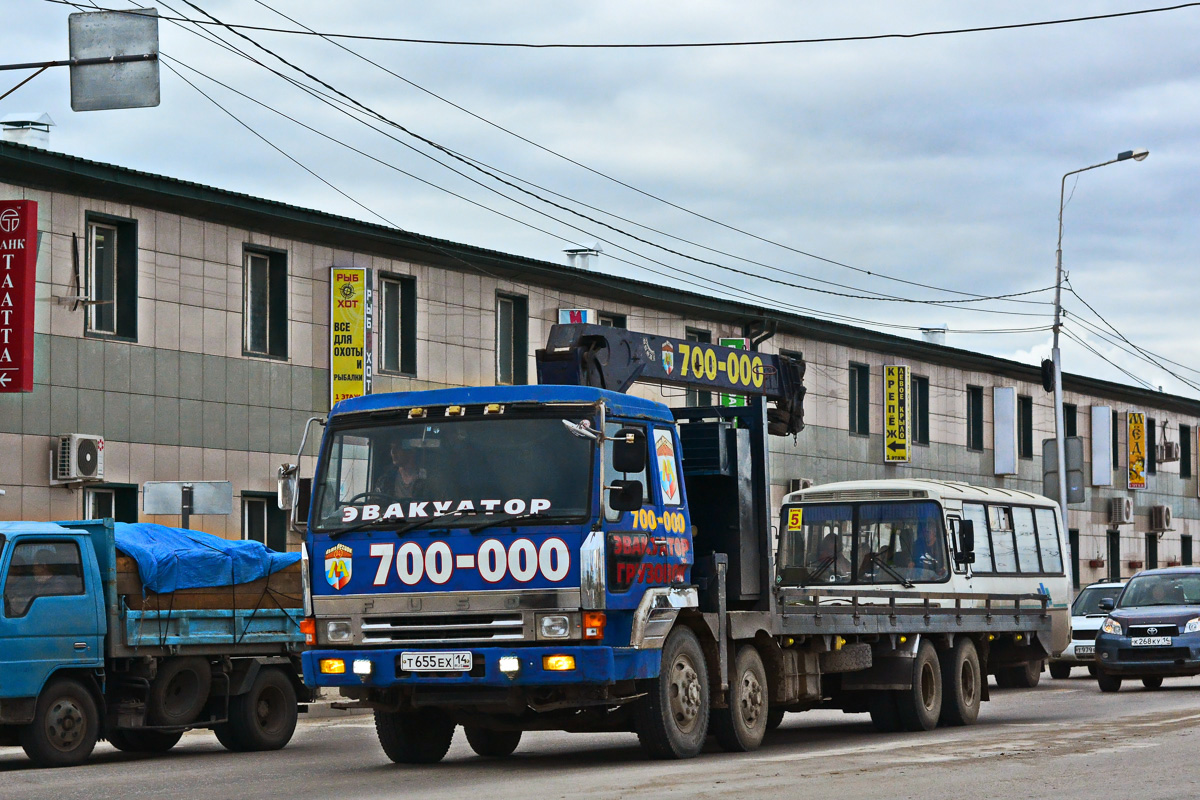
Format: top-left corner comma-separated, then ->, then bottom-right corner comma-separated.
5,672 -> 1200,800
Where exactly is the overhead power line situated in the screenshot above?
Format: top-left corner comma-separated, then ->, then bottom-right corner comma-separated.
41,0 -> 1200,48
1059,327 -> 1158,391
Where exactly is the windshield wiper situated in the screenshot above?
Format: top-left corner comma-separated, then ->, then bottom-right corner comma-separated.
465,512 -> 548,534
800,555 -> 835,586
864,552 -> 914,588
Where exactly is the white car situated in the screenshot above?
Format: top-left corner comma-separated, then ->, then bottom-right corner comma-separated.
1049,580 -> 1127,679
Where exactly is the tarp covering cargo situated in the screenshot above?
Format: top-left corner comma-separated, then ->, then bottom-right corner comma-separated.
114,522 -> 300,594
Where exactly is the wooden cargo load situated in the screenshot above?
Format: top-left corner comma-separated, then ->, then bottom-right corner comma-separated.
116,555 -> 303,611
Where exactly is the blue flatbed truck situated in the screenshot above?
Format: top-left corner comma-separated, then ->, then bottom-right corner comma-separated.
290,323 -> 1056,763
0,519 -> 306,767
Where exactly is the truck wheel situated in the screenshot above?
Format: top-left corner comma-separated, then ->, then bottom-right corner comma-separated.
766,707 -> 786,731
896,641 -> 942,732
634,626 -> 710,759
222,667 -> 297,751
464,726 -> 521,757
375,708 -> 455,764
940,638 -> 981,727
20,678 -> 100,768
1096,671 -> 1122,693
1010,659 -> 1042,689
1049,663 -> 1072,680
712,645 -> 769,752
1142,677 -> 1164,690
868,691 -> 903,732
107,729 -> 183,753
993,669 -> 1015,689
149,657 -> 212,726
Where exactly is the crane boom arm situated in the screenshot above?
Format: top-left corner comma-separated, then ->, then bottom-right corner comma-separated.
535,323 -> 806,435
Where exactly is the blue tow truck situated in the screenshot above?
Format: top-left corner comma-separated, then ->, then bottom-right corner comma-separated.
0,519 -> 306,767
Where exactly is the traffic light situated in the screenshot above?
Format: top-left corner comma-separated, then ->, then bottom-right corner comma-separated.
1040,359 -> 1055,393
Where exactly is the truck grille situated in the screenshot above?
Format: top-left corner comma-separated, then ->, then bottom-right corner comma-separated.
360,612 -> 527,645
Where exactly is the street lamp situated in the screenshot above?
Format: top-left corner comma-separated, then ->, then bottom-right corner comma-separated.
1052,148 -> 1149,522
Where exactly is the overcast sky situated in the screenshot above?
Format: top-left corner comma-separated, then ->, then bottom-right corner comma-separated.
8,1 -> 1200,397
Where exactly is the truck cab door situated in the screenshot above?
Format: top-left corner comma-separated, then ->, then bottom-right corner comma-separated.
0,538 -> 103,700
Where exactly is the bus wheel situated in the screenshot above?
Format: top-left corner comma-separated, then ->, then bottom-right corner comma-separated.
21,678 -> 100,768
896,641 -> 942,732
939,638 -> 981,726
375,708 -> 455,764
713,645 -> 768,752
464,726 -> 521,757
634,626 -> 710,759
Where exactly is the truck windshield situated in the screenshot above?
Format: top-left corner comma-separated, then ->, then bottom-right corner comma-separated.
312,415 -> 594,533
778,500 -> 949,585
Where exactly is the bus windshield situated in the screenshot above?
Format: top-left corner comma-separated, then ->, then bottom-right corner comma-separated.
312,415 -> 594,533
779,500 -> 949,585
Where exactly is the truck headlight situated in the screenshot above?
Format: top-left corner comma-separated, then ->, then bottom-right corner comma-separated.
352,659 -> 373,676
1101,617 -> 1122,636
327,620 -> 353,642
498,656 -> 521,677
1185,617 -> 1200,633
538,614 -> 571,639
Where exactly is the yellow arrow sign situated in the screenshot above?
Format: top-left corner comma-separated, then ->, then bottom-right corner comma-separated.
884,365 -> 910,463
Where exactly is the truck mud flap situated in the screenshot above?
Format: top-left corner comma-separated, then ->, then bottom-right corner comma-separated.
839,656 -> 914,692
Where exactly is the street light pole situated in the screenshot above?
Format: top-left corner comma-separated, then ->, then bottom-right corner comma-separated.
1052,149 -> 1148,523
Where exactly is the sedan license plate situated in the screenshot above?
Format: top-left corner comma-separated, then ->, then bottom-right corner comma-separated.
1131,636 -> 1172,647
400,651 -> 473,672
1075,645 -> 1094,656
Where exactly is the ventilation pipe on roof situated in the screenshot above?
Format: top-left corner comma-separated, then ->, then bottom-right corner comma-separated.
920,324 -> 948,346
1,113 -> 55,148
564,243 -> 603,270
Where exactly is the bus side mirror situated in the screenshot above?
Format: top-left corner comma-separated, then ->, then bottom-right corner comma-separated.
608,479 -> 643,512
955,519 -> 976,565
1099,597 -> 1115,612
611,428 -> 647,474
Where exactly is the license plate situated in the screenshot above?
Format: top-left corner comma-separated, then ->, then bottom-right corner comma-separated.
1131,637 -> 1172,647
400,651 -> 473,672
1075,645 -> 1094,656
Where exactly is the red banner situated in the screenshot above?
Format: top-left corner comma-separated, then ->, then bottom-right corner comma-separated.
0,200 -> 37,393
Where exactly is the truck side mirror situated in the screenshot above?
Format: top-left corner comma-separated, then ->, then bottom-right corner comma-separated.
611,428 -> 647,474
954,519 -> 976,566
1099,597 -> 1115,612
608,479 -> 643,512
277,463 -> 299,510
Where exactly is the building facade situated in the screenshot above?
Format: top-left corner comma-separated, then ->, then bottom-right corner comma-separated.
1,140 -> 1197,587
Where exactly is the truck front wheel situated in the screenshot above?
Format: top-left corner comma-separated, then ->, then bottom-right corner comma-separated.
939,638 -> 981,727
21,678 -> 100,768
712,645 -> 769,752
634,626 -> 710,759
375,708 -> 455,764
107,729 -> 183,753
896,641 -> 942,732
464,726 -> 521,757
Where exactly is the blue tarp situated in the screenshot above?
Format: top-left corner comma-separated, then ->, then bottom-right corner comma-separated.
114,522 -> 300,594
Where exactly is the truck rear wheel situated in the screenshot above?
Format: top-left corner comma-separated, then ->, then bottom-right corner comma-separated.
21,678 -> 100,768
149,657 -> 212,726
107,729 -> 183,753
215,667 -> 297,752
464,726 -> 521,757
712,645 -> 769,752
766,707 -> 785,731
896,641 -> 942,732
939,638 -> 981,727
375,708 -> 455,764
634,626 -> 710,759
1011,659 -> 1043,688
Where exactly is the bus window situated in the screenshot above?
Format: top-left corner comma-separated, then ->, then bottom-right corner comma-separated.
1034,507 -> 1064,573
778,504 -> 853,584
963,503 -> 992,572
860,502 -> 947,583
989,506 -> 1018,572
1013,507 -> 1041,573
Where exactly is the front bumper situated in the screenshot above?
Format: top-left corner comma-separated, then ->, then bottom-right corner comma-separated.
302,645 -> 661,688
1052,638 -> 1099,664
1096,633 -> 1200,676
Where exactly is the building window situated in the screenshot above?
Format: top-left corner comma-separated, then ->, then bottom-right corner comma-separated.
966,386 -> 984,451
379,274 -> 417,375
1018,395 -> 1034,459
243,247 -> 288,359
85,485 -> 138,523
1146,532 -> 1158,570
243,495 -> 287,552
1069,529 -> 1080,589
912,375 -> 930,445
848,363 -> 870,435
1147,417 -> 1157,474
1063,403 -> 1077,438
1107,531 -> 1121,582
1183,534 -> 1193,567
1182,424 -> 1192,479
86,215 -> 138,340
686,329 -> 712,407
1112,411 -> 1121,472
496,294 -> 528,385
598,313 -> 626,328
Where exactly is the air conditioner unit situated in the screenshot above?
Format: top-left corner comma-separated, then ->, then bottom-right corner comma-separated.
1157,441 -> 1181,463
1108,496 -> 1134,526
1150,504 -> 1173,532
787,478 -> 813,494
52,434 -> 104,483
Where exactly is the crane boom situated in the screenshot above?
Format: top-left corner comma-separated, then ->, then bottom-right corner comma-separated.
535,323 -> 806,435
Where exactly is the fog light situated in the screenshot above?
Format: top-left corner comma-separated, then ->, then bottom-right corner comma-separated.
543,655 -> 576,671
320,658 -> 346,674
352,659 -> 373,676
499,656 -> 521,676
539,614 -> 571,639
583,611 -> 606,640
327,620 -> 352,642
